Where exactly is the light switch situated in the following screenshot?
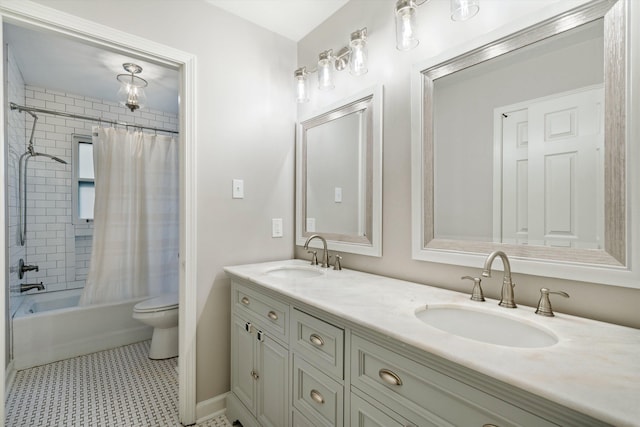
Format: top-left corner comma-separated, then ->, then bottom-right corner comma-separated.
334,187 -> 342,203
272,218 -> 283,238
232,179 -> 244,199
306,218 -> 316,232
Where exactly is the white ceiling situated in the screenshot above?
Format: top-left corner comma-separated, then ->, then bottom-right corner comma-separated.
4,1 -> 346,115
206,0 -> 349,41
5,23 -> 180,114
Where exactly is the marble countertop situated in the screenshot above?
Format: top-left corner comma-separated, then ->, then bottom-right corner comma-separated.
224,259 -> 640,427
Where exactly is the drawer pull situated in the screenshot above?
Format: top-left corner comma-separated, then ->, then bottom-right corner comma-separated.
244,322 -> 252,333
309,333 -> 325,347
241,296 -> 250,305
267,310 -> 278,321
379,368 -> 403,386
309,389 -> 325,404
250,370 -> 259,380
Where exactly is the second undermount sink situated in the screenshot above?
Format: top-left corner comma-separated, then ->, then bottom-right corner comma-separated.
265,265 -> 324,279
415,304 -> 558,348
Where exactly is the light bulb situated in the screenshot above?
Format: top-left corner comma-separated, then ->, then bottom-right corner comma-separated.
396,0 -> 418,51
317,50 -> 334,91
349,28 -> 368,76
451,0 -> 479,21
294,67 -> 309,103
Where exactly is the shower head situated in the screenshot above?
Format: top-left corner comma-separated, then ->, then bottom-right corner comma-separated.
32,152 -> 67,164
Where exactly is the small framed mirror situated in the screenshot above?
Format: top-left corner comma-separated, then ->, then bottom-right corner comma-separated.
296,86 -> 383,257
411,0 -> 639,287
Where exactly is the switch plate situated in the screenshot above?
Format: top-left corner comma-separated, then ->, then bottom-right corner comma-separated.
334,187 -> 342,203
272,218 -> 283,238
232,179 -> 244,199
306,218 -> 316,232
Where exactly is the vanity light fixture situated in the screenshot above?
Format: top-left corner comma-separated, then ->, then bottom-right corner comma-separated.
395,0 -> 480,51
451,0 -> 479,21
294,27 -> 369,103
295,67 -> 310,103
317,49 -> 335,91
116,63 -> 148,112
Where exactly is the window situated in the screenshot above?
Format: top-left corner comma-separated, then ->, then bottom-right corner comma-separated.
72,134 -> 94,222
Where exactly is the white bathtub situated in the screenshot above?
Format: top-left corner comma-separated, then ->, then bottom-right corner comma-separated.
13,289 -> 153,369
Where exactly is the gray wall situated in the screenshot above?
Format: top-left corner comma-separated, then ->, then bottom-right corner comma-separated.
32,0 -> 297,404
295,0 -> 640,330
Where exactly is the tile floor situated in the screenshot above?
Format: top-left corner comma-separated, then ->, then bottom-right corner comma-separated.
5,341 -> 232,427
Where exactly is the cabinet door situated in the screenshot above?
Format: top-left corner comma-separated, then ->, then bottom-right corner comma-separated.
256,334 -> 289,427
231,315 -> 256,413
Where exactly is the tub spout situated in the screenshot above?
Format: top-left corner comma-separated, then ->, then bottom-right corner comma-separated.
20,282 -> 44,293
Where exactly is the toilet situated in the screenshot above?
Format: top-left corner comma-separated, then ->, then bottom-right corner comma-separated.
132,293 -> 179,359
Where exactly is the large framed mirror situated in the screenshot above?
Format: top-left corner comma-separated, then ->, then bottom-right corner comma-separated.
296,86 -> 382,257
411,0 -> 640,287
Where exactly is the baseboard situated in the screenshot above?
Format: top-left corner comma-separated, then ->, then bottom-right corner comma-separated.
196,392 -> 228,423
5,360 -> 16,396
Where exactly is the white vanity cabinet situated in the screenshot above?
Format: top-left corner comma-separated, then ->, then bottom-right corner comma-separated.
229,282 -> 290,427
226,263 -> 621,427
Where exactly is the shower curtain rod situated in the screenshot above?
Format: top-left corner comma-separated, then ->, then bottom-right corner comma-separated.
9,102 -> 179,135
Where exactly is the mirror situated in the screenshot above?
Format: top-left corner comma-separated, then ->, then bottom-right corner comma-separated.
296,86 -> 382,257
411,0 -> 638,287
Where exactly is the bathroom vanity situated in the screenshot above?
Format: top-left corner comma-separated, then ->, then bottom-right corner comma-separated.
225,260 -> 639,427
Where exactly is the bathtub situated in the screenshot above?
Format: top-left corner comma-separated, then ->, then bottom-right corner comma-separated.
12,289 -> 153,369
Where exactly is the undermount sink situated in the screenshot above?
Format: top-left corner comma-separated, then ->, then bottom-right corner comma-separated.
415,304 -> 558,348
265,265 -> 324,279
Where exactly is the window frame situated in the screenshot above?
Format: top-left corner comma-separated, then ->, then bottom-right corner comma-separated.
72,133 -> 95,224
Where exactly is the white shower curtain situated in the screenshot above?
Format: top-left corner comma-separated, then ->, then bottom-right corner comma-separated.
80,127 -> 179,305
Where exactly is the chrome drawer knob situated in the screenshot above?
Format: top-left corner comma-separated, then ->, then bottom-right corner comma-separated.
267,310 -> 278,321
241,296 -> 250,305
379,368 -> 403,386
309,333 -> 325,347
310,389 -> 325,404
250,370 -> 259,380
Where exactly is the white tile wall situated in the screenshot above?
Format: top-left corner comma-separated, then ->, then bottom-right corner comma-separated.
7,66 -> 178,297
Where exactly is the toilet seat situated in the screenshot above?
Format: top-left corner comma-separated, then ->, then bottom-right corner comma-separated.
134,293 -> 179,313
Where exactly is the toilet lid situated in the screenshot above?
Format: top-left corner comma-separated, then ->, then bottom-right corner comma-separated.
134,293 -> 179,313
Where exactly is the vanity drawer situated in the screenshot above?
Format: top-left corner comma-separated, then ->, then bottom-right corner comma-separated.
292,309 -> 344,380
293,355 -> 344,427
232,282 -> 289,342
351,334 -> 558,427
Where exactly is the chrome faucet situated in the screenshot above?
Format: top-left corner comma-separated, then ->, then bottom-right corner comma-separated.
20,282 -> 44,293
481,250 -> 516,308
303,234 -> 330,268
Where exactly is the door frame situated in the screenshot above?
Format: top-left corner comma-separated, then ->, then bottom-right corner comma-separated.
0,1 -> 198,424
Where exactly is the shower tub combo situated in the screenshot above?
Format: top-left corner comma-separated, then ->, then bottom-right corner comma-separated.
13,289 -> 152,369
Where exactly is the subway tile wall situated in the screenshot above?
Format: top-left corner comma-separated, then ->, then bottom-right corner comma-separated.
7,57 -> 178,298
7,46 -> 27,318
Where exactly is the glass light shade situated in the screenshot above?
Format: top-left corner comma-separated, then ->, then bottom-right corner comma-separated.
396,0 -> 418,51
349,29 -> 368,76
451,0 -> 479,21
295,67 -> 309,103
117,76 -> 147,112
317,50 -> 334,91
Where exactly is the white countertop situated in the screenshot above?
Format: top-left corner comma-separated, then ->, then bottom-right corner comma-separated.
224,259 -> 640,427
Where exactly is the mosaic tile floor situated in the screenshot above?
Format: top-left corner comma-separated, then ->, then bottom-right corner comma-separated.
5,341 -> 232,427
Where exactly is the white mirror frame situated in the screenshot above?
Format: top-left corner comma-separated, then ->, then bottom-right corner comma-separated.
296,86 -> 383,257
411,0 -> 640,288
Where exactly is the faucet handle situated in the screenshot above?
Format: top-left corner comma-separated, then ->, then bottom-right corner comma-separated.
307,250 -> 318,266
535,288 -> 569,317
333,254 -> 342,271
461,276 -> 485,302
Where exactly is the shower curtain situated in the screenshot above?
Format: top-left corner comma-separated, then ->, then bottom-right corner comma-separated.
80,127 -> 179,305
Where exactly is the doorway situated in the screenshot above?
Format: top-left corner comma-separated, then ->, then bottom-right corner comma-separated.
0,3 -> 197,424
